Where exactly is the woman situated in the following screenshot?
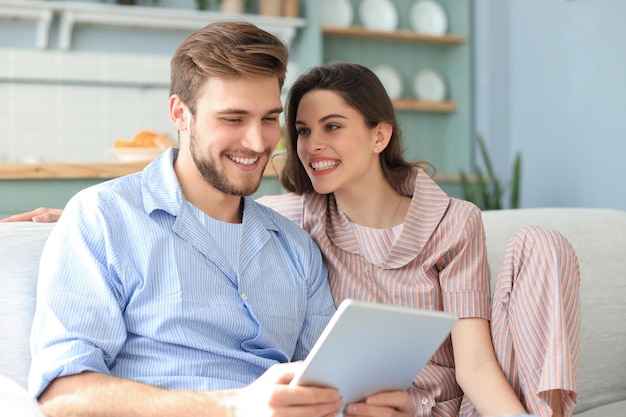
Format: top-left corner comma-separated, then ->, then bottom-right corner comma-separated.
2,63 -> 580,417
257,63 -> 580,417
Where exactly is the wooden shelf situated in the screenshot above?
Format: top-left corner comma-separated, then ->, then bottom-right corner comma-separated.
319,2 -> 472,174
322,25 -> 463,115
322,26 -> 466,45
392,99 -> 456,113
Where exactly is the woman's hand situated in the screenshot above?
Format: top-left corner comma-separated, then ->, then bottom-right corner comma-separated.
344,389 -> 416,417
0,207 -> 63,223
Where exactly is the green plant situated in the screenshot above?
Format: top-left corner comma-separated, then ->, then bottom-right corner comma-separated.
459,133 -> 522,210
195,0 -> 210,10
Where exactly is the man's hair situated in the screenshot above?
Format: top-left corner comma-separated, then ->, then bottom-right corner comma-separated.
170,21 -> 289,116
280,63 -> 422,195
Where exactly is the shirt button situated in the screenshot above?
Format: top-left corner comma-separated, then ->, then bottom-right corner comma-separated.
364,266 -> 370,272
421,398 -> 429,405
241,293 -> 248,300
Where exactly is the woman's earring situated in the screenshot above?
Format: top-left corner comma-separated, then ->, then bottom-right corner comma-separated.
374,147 -> 379,153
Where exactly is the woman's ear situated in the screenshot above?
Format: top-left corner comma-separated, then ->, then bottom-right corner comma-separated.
170,95 -> 190,131
373,122 -> 393,153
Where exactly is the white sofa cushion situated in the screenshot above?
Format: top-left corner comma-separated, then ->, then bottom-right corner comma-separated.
0,375 -> 46,416
0,223 -> 55,389
575,400 -> 626,417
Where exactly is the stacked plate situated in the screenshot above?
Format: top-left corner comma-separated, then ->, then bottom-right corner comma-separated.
413,69 -> 447,102
321,0 -> 353,27
373,65 -> 403,100
359,0 -> 398,32
409,0 -> 449,36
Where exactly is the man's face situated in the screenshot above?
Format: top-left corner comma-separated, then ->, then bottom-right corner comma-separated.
187,76 -> 283,196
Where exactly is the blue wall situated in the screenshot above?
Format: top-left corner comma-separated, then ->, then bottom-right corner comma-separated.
474,0 -> 626,210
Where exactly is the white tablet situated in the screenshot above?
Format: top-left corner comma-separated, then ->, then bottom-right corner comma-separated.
290,299 -> 458,407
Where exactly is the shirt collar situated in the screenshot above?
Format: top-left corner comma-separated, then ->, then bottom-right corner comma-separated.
141,147 -> 186,217
139,147 -> 279,233
323,167 -> 451,268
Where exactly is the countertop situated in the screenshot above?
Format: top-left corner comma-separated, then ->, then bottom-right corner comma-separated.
0,158 -> 286,179
0,158 -> 462,183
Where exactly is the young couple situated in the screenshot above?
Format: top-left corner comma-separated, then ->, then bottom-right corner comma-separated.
7,21 -> 580,417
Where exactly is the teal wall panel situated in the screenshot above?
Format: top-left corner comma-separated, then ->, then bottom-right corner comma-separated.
0,179 -> 107,219
0,176 -> 464,219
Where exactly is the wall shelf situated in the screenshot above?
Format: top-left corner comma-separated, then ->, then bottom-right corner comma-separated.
393,99 -> 457,113
322,26 -> 466,45
0,0 -> 306,50
0,1 -> 54,49
315,1 -> 472,173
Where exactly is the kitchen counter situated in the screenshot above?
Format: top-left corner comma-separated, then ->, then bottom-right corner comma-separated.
0,159 -> 464,182
0,158 -> 286,179
0,157 -> 287,218
0,162 -> 148,179
0,157 -> 464,219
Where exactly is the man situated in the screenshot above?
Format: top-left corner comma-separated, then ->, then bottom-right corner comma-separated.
28,21 -> 342,417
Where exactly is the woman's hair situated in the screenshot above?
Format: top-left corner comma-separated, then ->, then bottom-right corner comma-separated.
170,21 -> 288,116
280,62 -> 424,195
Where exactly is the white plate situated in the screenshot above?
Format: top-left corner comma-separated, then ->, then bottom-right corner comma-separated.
410,0 -> 448,36
322,0 -> 353,28
108,147 -> 163,162
359,0 -> 398,32
373,65 -> 403,100
413,69 -> 446,102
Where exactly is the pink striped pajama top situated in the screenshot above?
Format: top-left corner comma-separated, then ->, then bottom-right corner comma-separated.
258,167 -> 490,415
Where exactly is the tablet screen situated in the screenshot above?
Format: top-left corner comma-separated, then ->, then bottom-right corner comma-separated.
290,299 -> 458,407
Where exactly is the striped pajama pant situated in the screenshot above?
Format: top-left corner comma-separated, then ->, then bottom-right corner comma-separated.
461,225 -> 581,417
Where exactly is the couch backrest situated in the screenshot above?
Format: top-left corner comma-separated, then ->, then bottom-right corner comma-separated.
481,208 -> 626,414
0,223 -> 55,390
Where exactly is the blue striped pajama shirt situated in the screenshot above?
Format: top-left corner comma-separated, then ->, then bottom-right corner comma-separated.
28,148 -> 336,399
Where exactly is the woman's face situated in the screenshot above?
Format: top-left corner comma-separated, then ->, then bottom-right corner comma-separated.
295,89 -> 383,195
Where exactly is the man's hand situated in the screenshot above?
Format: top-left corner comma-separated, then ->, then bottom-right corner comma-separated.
343,390 -> 416,417
233,362 -> 343,417
0,207 -> 63,223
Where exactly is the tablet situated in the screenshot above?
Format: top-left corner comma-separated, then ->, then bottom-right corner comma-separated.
290,299 -> 458,406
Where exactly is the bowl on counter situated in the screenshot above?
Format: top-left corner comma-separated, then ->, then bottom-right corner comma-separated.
107,147 -> 164,162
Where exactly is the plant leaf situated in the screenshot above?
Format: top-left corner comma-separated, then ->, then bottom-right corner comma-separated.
476,134 -> 496,181
459,171 -> 478,206
475,170 -> 490,210
468,133 -> 523,210
510,153 -> 522,209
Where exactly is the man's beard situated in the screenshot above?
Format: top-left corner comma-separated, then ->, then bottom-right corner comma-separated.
189,127 -> 269,197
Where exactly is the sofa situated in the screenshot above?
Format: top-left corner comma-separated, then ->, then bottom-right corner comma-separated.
1,208 -> 624,416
